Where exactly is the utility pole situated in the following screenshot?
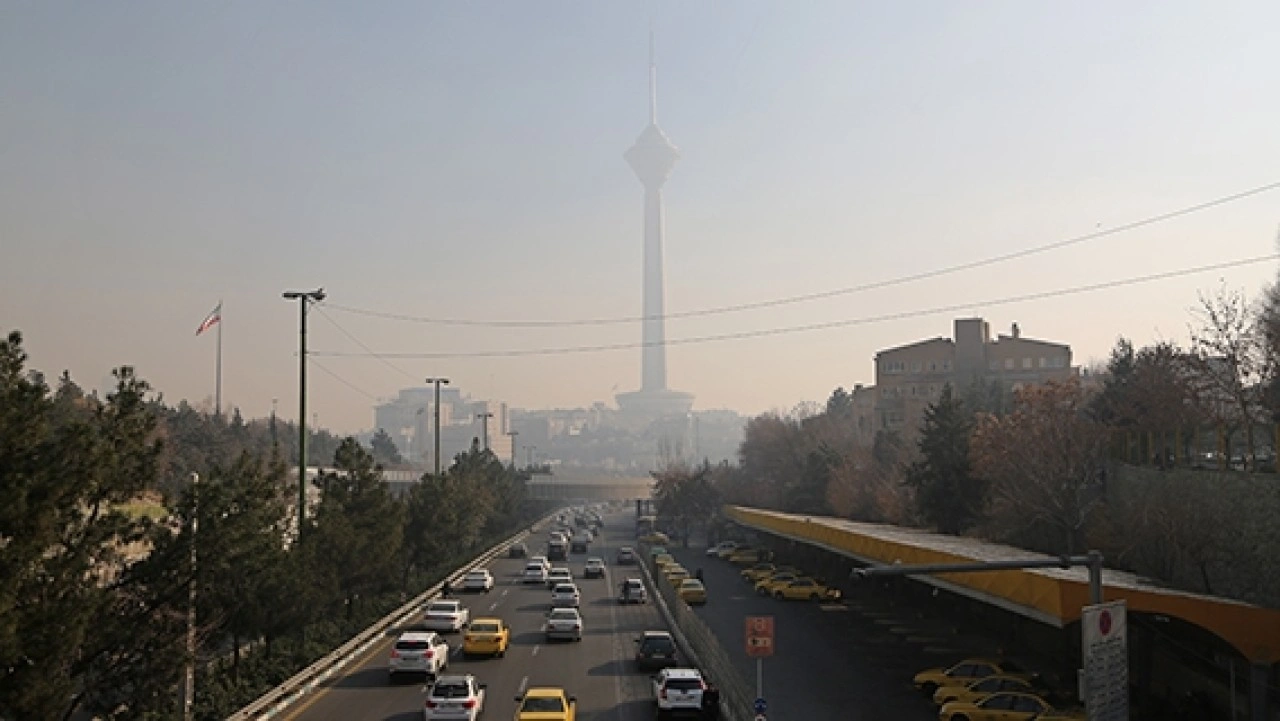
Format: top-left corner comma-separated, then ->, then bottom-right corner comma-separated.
426,377 -> 449,476
283,288 -> 325,536
477,411 -> 494,451
507,430 -> 519,466
180,472 -> 199,721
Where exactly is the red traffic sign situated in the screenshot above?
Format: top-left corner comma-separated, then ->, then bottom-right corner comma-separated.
745,615 -> 774,657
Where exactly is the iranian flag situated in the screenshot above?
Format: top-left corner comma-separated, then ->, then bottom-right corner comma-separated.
196,302 -> 222,336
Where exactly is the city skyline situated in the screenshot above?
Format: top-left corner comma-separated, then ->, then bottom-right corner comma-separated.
4,2 -> 1280,434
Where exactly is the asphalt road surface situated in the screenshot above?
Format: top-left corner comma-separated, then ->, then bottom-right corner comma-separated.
287,511 -> 680,721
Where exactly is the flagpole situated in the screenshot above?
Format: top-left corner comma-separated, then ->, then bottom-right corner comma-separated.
215,300 -> 222,418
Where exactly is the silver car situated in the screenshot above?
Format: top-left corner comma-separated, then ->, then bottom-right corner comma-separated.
544,607 -> 583,641
550,583 -> 580,608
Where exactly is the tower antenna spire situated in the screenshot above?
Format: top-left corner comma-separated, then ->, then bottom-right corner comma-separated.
648,24 -> 657,124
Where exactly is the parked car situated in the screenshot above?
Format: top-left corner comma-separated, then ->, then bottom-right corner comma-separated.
706,541 -> 737,557
913,659 -> 1037,697
634,630 -> 678,670
388,631 -> 449,681
933,675 -> 1038,706
544,607 -> 584,641
422,673 -> 486,721
461,569 -> 494,593
938,691 -> 1084,721
772,578 -> 841,602
677,578 -> 707,605
423,599 -> 470,633
462,617 -> 510,658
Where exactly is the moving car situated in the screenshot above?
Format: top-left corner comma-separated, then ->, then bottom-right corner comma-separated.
523,562 -> 549,585
638,531 -> 670,545
706,541 -> 737,557
507,543 -> 528,559
388,631 -> 449,681
619,578 -> 648,604
583,557 -> 606,578
772,578 -> 841,602
616,547 -> 637,565
546,567 -> 573,589
634,630 -> 678,670
462,617 -> 510,658
550,583 -> 581,608
933,675 -> 1038,706
530,555 -> 551,571
423,600 -> 470,633
677,578 -> 707,605
913,659 -> 1037,697
544,607 -> 584,641
651,668 -> 706,717
461,569 -> 495,593
514,688 -> 577,721
938,691 -> 1085,721
423,674 -> 486,721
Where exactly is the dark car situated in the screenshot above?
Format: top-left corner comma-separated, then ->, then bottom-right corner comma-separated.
508,543 -> 528,559
634,630 -> 678,671
616,546 -> 637,565
619,578 -> 647,604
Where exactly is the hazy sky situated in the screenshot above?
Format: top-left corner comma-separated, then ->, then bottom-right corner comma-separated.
4,1 -> 1280,434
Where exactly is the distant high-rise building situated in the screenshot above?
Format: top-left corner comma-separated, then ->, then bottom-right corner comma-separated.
615,31 -> 694,419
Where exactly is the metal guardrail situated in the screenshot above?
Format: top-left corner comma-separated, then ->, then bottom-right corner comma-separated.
637,544 -> 751,721
226,512 -> 560,721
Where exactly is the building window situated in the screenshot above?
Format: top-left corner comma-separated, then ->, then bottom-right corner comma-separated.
1038,357 -> 1047,368
1004,358 -> 1014,370
1053,356 -> 1066,368
1022,358 -> 1032,369
912,361 -> 922,373
929,361 -> 937,372
943,360 -> 952,371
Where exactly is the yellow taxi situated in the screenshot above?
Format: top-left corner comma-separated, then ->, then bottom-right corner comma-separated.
938,691 -> 1084,721
653,554 -> 677,570
739,562 -> 777,582
771,578 -> 841,602
753,571 -> 804,595
677,578 -> 707,605
463,616 -> 510,658
933,674 -> 1037,706
514,687 -> 577,721
728,547 -> 771,565
665,567 -> 691,587
913,659 -> 1036,697
638,531 -> 671,545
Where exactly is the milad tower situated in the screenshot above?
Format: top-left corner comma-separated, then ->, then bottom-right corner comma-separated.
615,33 -> 695,419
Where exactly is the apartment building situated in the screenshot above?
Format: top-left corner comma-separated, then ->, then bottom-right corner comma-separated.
866,318 -> 1074,443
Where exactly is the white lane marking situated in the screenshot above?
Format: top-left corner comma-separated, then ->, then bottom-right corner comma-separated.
518,676 -> 529,695
488,601 -> 499,611
501,589 -> 510,597
531,644 -> 540,656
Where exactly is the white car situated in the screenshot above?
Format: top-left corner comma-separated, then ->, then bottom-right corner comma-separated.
546,567 -> 573,589
652,668 -> 706,715
461,569 -> 494,593
550,583 -> 581,608
423,673 -> 486,721
423,600 -> 470,632
707,541 -> 738,557
544,607 -> 583,641
530,555 -> 551,571
523,562 -> 549,584
388,631 -> 449,681
583,557 -> 606,579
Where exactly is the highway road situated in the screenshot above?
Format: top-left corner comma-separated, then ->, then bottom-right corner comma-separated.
286,511 -> 684,721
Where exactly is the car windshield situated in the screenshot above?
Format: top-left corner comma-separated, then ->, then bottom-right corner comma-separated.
625,580 -> 643,589
525,565 -> 543,572
432,682 -> 471,698
470,622 -> 499,633
681,580 -> 704,589
466,571 -> 487,578
521,697 -> 565,713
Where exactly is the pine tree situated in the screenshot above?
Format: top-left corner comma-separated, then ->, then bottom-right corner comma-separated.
904,385 -> 984,534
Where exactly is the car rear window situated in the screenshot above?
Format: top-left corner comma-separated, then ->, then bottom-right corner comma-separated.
641,638 -> 675,654
395,639 -> 431,650
470,622 -> 499,633
427,603 -> 456,614
522,697 -> 565,713
549,610 -> 578,620
432,682 -> 470,698
664,678 -> 704,691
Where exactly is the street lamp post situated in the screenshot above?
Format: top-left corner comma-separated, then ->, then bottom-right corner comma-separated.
477,412 -> 494,451
282,288 -> 325,537
426,377 -> 449,476
181,472 -> 199,721
506,430 -> 519,466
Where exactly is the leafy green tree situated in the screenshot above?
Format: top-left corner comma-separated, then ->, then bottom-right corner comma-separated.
903,385 -> 983,534
307,439 -> 405,618
370,428 -> 404,466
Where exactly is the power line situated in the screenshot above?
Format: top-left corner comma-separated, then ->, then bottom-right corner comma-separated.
314,306 -> 418,381
310,253 -> 1278,360
308,356 -> 379,400
324,180 -> 1280,328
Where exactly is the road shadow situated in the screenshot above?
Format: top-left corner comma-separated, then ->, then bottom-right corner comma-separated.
333,665 -> 397,689
383,713 -> 422,721
587,659 -> 629,677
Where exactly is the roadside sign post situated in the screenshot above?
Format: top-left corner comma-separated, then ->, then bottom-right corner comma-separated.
1082,600 -> 1129,721
746,616 -> 774,720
